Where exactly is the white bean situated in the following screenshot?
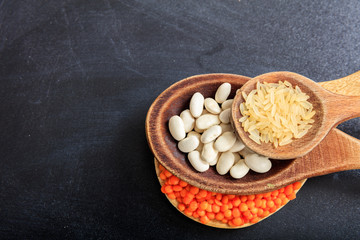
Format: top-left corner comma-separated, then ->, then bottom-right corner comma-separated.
216,152 -> 235,175
214,132 -> 236,152
233,152 -> 241,164
178,136 -> 199,153
229,139 -> 245,152
219,108 -> 231,124
200,125 -> 222,143
220,123 -> 233,133
187,131 -> 203,151
221,99 -> 233,110
215,83 -> 231,103
194,124 -> 204,133
239,147 -> 255,157
169,115 -> 186,141
230,159 -> 250,179
204,98 -> 221,114
188,151 -> 209,172
244,154 -> 272,173
209,153 -> 219,166
180,109 -> 195,133
201,142 -> 219,163
190,92 -> 204,118
195,114 -> 220,130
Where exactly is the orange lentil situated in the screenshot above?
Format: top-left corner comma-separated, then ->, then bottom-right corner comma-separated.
232,208 -> 241,218
190,186 -> 199,195
215,212 -> 224,221
220,204 -> 229,212
198,189 -> 208,198
178,203 -> 185,212
197,209 -> 206,217
284,185 -> 293,196
207,212 -> 215,220
167,193 -> 176,199
293,181 -> 302,190
159,172 -> 167,180
239,203 -> 248,212
222,196 -> 229,204
227,194 -> 235,200
169,175 -> 180,185
189,201 -> 198,212
164,185 -> 173,194
232,217 -> 243,226
212,204 -> 220,213
224,209 -> 232,218
192,212 -> 199,218
247,200 -> 255,209
179,180 -> 188,187
254,198 -> 262,208
158,164 -> 301,228
200,215 -> 210,224
274,198 -> 282,206
205,204 -> 212,213
232,197 -> 241,207
163,170 -> 172,178
214,199 -> 223,206
240,196 -> 247,202
173,185 -> 182,192
200,201 -> 209,211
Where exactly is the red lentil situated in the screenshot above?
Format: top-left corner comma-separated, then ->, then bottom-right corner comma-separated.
158,164 -> 302,227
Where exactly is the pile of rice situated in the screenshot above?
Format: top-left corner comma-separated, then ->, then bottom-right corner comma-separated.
239,81 -> 315,147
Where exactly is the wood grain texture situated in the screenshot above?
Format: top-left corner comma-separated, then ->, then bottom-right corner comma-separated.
154,157 -> 306,229
146,73 -> 360,195
231,71 -> 360,159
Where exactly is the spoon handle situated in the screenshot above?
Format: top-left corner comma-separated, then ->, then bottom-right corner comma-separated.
321,71 -> 360,125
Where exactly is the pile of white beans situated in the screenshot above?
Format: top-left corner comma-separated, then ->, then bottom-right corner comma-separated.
168,83 -> 272,179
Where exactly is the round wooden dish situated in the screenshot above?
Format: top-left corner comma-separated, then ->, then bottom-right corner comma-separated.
145,74 -> 295,195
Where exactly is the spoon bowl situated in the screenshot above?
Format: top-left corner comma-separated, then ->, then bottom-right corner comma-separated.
231,71 -> 360,159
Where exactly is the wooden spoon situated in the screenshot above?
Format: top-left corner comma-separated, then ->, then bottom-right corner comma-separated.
146,72 -> 360,195
231,71 -> 360,159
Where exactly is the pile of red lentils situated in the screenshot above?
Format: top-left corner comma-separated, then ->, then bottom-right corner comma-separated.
159,164 -> 301,227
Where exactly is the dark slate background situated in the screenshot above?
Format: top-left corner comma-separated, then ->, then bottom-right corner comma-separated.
1,1 -> 360,239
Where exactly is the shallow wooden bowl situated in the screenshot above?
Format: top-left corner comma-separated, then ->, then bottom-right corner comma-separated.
145,74 -> 294,194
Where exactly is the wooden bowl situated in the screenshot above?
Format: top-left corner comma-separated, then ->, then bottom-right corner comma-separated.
145,74 -> 294,195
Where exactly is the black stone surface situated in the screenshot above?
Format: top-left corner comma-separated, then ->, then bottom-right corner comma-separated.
1,1 -> 360,239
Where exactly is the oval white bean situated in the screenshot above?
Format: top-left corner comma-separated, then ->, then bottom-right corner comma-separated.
180,109 -> 195,133
201,142 -> 219,163
233,152 -> 241,164
220,123 -> 233,133
195,114 -> 220,130
178,136 -> 199,153
214,131 -> 236,152
204,98 -> 221,114
244,154 -> 272,173
239,147 -> 255,157
187,131 -> 203,151
200,125 -> 222,143
221,99 -> 233,110
190,92 -> 204,118
215,83 -> 231,103
229,139 -> 245,152
209,153 -> 219,166
216,152 -> 235,175
219,108 -> 231,124
230,159 -> 250,179
169,115 -> 186,141
188,151 -> 209,172
194,124 -> 204,133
